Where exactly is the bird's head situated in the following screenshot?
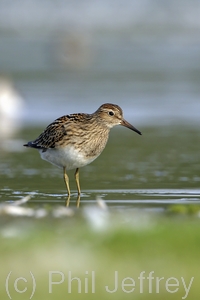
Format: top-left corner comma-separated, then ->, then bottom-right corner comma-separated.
95,103 -> 142,135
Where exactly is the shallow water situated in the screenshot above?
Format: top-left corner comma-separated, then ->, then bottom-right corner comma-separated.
1,125 -> 200,212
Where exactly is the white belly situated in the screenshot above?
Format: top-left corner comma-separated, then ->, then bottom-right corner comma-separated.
39,145 -> 97,170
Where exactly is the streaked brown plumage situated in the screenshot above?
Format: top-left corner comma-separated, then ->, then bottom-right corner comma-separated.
24,103 -> 141,204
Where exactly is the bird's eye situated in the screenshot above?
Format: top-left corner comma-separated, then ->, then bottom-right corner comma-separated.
108,111 -> 114,116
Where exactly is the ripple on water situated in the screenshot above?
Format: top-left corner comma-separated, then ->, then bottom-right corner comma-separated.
1,189 -> 200,208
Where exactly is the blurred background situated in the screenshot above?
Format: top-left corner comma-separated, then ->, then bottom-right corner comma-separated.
0,0 -> 200,134
1,2 -> 200,300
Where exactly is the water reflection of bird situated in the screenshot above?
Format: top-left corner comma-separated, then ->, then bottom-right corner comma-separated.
0,78 -> 24,139
24,103 -> 141,206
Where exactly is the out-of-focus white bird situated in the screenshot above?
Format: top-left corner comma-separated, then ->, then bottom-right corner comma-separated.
0,78 -> 24,139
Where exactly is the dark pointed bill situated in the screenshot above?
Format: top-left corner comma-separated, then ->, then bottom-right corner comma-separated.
121,119 -> 142,135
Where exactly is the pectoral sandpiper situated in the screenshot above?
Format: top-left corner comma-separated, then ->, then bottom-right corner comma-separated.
24,103 -> 141,205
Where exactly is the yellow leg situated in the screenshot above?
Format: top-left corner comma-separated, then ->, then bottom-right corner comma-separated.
63,167 -> 70,196
75,168 -> 81,195
65,195 -> 70,207
76,194 -> 81,208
